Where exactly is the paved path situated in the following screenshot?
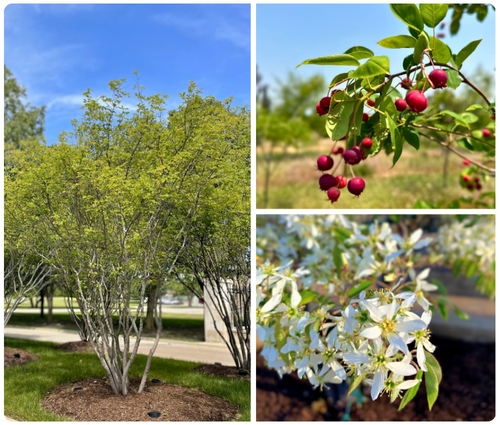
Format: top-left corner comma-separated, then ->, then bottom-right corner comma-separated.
5,326 -> 234,366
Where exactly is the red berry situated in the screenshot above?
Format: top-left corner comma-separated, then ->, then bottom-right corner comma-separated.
362,113 -> 369,122
395,98 -> 407,112
476,183 -> 482,190
319,96 -> 332,110
463,175 -> 471,182
474,177 -> 480,183
337,147 -> 344,155
347,177 -> 365,196
327,187 -> 341,203
406,90 -> 428,113
437,33 -> 446,38
440,21 -> 446,29
401,78 -> 413,90
429,69 -> 448,89
317,155 -> 334,171
467,183 -> 474,190
483,129 -> 491,137
343,147 -> 362,165
319,174 -> 336,191
332,147 -> 339,155
361,138 -> 373,149
367,99 -> 375,107
316,102 -> 328,116
463,159 -> 470,166
334,175 -> 348,189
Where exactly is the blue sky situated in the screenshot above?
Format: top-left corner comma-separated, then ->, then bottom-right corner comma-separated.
5,4 -> 250,144
257,4 -> 495,101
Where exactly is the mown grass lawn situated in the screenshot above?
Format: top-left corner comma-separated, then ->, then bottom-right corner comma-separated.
257,145 -> 494,209
7,312 -> 204,342
4,338 -> 250,421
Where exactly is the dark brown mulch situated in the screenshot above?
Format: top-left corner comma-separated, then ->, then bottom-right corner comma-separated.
54,341 -> 94,353
41,377 -> 239,421
4,347 -> 39,367
257,336 -> 495,421
192,364 -> 250,381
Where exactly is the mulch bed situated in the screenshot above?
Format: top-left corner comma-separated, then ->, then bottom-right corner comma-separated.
41,377 -> 239,421
4,347 -> 39,367
192,364 -> 250,381
257,336 -> 495,421
54,341 -> 94,353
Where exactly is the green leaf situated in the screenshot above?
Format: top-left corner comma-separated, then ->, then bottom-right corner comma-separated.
402,128 -> 420,150
466,261 -> 479,278
419,4 -> 448,28
456,137 -> 474,151
425,357 -> 440,411
333,244 -> 343,276
344,46 -> 374,60
431,279 -> 447,296
398,369 -> 423,410
425,351 -> 442,383
437,299 -> 449,320
444,69 -> 461,89
348,280 -> 374,298
387,116 -> 403,166
413,200 -> 434,209
333,228 -> 351,242
452,258 -> 463,277
390,4 -> 424,32
403,54 -> 417,70
441,110 -> 469,128
453,305 -> 470,320
274,324 -> 292,366
296,54 -> 360,68
460,112 -> 478,124
413,32 -> 430,64
378,35 -> 417,49
466,104 -> 485,112
299,289 -> 318,305
326,93 -> 356,141
347,373 -> 366,395
350,56 -> 390,79
429,37 -> 452,63
446,199 -> 460,209
330,72 -> 350,88
455,40 -> 482,69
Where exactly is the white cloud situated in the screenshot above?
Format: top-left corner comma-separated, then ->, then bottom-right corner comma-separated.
152,10 -> 249,50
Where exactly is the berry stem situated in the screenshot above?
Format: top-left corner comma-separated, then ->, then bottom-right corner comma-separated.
412,124 -> 496,149
420,49 -> 435,89
349,164 -> 356,178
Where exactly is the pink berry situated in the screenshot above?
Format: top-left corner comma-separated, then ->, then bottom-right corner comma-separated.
316,102 -> 328,116
337,147 -> 344,155
362,113 -> 369,122
332,147 -> 339,155
319,96 -> 332,110
334,175 -> 348,189
367,99 -> 375,107
401,78 -> 413,90
347,177 -> 365,196
440,21 -> 446,29
317,155 -> 334,171
429,69 -> 448,89
406,90 -> 428,113
463,175 -> 471,182
483,129 -> 491,137
327,187 -> 341,203
437,33 -> 446,38
361,138 -> 373,149
343,147 -> 362,165
463,159 -> 470,166
395,98 -> 407,112
319,174 -> 336,191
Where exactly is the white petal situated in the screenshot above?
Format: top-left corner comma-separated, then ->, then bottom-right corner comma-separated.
261,293 -> 282,313
423,339 -> 436,353
396,379 -> 421,390
417,342 -> 427,372
362,301 -> 384,322
371,370 -> 386,400
290,280 -> 301,308
417,268 -> 430,280
395,319 -> 427,333
360,326 -> 382,339
387,361 -> 416,376
409,229 -> 423,245
328,360 -> 347,380
421,310 -> 432,326
386,298 -> 398,319
387,332 -> 409,355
